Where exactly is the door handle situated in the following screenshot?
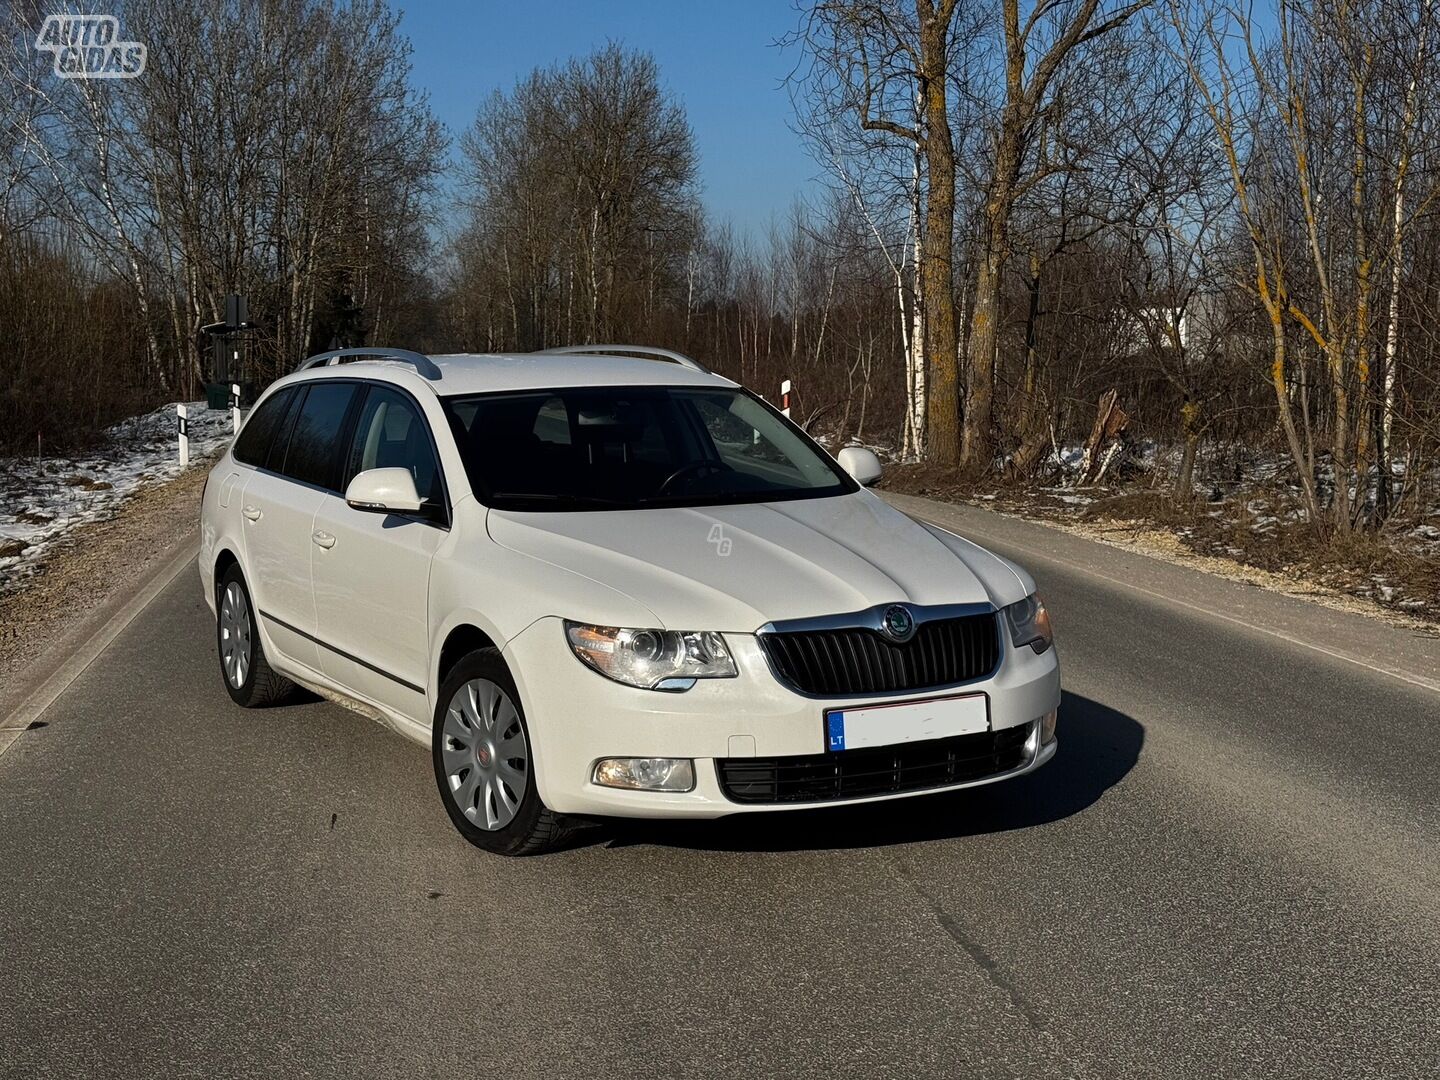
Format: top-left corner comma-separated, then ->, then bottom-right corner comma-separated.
242,505 -> 262,522
312,530 -> 336,550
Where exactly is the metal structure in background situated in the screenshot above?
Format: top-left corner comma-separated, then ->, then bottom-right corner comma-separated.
200,294 -> 261,410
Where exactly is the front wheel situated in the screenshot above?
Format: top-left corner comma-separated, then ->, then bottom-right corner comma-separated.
432,649 -> 571,855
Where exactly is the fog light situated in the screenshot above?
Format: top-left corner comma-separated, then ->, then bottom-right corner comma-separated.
593,757 -> 696,792
1040,708 -> 1058,745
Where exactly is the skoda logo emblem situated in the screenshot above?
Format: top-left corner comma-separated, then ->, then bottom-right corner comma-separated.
882,605 -> 915,641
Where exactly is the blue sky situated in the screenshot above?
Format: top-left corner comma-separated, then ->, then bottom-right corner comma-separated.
399,0 -> 818,233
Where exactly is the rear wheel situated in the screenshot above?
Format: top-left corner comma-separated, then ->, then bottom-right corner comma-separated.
432,649 -> 571,855
216,565 -> 295,707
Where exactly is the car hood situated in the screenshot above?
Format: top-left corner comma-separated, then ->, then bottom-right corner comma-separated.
485,490 -> 1029,631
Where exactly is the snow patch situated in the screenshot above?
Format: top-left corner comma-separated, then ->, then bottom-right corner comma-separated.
0,402 -> 232,594
1040,488 -> 1095,506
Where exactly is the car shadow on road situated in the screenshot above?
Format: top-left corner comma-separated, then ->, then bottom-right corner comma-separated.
589,690 -> 1142,853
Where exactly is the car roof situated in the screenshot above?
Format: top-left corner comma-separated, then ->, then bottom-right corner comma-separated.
284,351 -> 738,397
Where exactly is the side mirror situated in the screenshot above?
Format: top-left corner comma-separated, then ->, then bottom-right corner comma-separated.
837,446 -> 883,487
346,467 -> 423,514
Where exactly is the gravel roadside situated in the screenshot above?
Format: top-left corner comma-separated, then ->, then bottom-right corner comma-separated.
0,462 -> 209,690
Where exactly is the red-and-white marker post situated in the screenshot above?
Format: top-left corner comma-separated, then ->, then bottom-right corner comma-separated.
177,404 -> 190,469
781,379 -> 792,418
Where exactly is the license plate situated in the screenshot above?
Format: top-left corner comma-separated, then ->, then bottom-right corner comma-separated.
824,693 -> 989,752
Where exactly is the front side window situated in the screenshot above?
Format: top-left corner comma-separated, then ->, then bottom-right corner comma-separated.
441,386 -> 855,511
232,387 -> 295,467
346,386 -> 443,505
281,382 -> 356,490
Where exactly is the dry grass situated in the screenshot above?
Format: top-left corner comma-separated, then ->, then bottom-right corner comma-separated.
880,463 -> 1440,627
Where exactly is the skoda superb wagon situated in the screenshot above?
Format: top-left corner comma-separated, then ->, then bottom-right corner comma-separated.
199,345 -> 1060,854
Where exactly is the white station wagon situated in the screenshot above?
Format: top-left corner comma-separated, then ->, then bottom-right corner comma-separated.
199,346 -> 1059,854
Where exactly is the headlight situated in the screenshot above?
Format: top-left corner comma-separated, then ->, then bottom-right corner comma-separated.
1003,594 -> 1053,654
564,622 -> 737,690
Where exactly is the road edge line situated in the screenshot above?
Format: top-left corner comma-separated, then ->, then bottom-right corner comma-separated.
0,533 -> 200,748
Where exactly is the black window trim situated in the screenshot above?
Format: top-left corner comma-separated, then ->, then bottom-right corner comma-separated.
268,386 -> 306,474
232,382 -> 353,498
278,380 -> 363,493
233,378 -> 451,530
232,384 -> 297,470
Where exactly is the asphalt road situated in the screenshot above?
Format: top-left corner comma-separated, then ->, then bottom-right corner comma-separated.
2,493 -> 1438,1080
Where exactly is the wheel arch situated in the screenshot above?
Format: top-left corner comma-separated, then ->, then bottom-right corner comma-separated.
213,546 -> 240,594
436,621 -> 501,692
206,545 -> 243,615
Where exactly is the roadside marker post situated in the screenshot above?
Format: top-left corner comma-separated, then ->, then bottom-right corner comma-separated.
781,379 -> 792,418
177,404 -> 189,469
230,383 -> 241,435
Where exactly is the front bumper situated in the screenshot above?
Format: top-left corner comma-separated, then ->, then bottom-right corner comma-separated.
503,616 -> 1061,819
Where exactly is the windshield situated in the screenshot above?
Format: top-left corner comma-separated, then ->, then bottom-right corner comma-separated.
441,386 -> 856,511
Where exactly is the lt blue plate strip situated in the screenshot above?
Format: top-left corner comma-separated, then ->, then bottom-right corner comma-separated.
826,712 -> 846,752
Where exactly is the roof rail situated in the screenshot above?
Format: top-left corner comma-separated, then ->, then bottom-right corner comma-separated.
296,347 -> 442,381
537,344 -> 709,373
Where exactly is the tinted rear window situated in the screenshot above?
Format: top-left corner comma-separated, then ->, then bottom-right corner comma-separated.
233,388 -> 295,467
281,383 -> 357,490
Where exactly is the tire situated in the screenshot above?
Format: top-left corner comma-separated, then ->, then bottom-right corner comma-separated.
432,648 -> 571,856
216,564 -> 296,708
